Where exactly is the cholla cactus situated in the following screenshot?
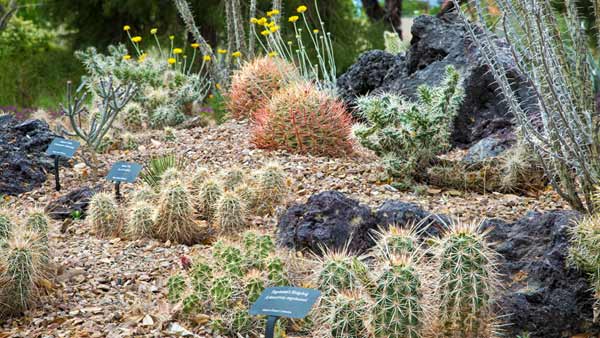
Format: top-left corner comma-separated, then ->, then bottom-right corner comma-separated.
254,163 -> 287,216
150,104 -> 185,129
88,192 -> 122,238
126,202 -> 156,239
372,255 -> 424,338
252,81 -> 354,157
167,273 -> 187,302
221,167 -> 245,191
435,220 -> 499,337
0,211 -> 13,242
569,214 -> 600,313
354,66 -> 463,179
328,290 -> 370,338
0,229 -> 46,317
198,179 -> 224,222
215,192 -> 247,234
154,179 -> 202,245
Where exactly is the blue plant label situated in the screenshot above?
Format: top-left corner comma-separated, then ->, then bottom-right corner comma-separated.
249,287 -> 321,319
106,161 -> 142,183
45,138 -> 80,158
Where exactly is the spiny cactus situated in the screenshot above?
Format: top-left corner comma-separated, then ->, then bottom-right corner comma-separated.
0,211 -> 13,242
373,224 -> 420,259
229,305 -> 255,335
254,163 -> 287,216
190,259 -> 213,299
252,81 -> 354,157
436,220 -> 499,337
182,293 -> 200,314
0,230 -> 46,317
167,273 -> 187,302
243,269 -> 265,303
126,202 -> 156,239
122,101 -> 145,131
150,104 -> 185,129
266,255 -> 289,286
163,126 -> 177,142
154,179 -> 202,245
221,167 -> 246,191
328,290 -> 370,338
316,249 -> 361,301
372,254 -> 424,338
218,245 -> 245,277
161,167 -> 183,186
569,213 -> 600,313
384,31 -> 408,54
131,184 -> 157,203
189,167 -> 212,194
215,191 -> 247,234
210,273 -> 234,310
88,192 -> 122,238
145,87 -> 170,110
198,179 -> 224,222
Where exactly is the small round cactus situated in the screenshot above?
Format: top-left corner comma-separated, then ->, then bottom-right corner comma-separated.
266,255 -> 289,287
254,163 -> 287,216
167,273 -> 187,303
219,245 -> 244,277
88,192 -> 122,238
229,305 -> 254,335
215,192 -> 247,234
154,179 -> 202,245
373,224 -> 420,259
125,202 -> 156,239
122,102 -> 145,131
436,220 -> 499,337
131,184 -> 158,203
316,249 -> 361,301
221,167 -> 246,191
210,273 -> 234,310
0,211 -> 13,242
150,104 -> 185,129
0,229 -> 46,317
160,167 -> 183,186
243,269 -> 265,303
182,293 -> 200,314
190,259 -> 213,299
372,255 -> 424,338
189,167 -> 212,194
328,290 -> 370,338
198,179 -> 223,222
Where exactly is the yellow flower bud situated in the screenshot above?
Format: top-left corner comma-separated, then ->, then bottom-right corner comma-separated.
123,55 -> 132,60
131,36 -> 142,43
191,43 -> 200,49
257,17 -> 267,26
123,25 -> 131,31
297,5 -> 307,13
150,28 -> 158,34
250,17 -> 258,24
269,25 -> 279,33
261,30 -> 271,36
169,35 -> 175,40
231,51 -> 242,58
173,48 -> 183,54
203,55 -> 211,61
168,57 -> 176,65
217,49 -> 227,54
313,29 -> 319,33
288,16 -> 299,23
268,51 -> 277,57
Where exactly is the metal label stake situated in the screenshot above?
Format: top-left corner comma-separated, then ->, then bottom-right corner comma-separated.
54,157 -> 61,191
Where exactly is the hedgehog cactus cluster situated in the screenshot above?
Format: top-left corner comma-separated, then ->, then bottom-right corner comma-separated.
0,208 -> 52,318
164,231 -> 294,336
314,221 -> 499,338
88,192 -> 122,238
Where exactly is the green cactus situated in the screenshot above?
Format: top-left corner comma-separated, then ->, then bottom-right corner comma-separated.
198,179 -> 223,222
25,209 -> 49,237
234,184 -> 257,212
154,179 -> 202,245
221,167 -> 246,191
0,211 -> 12,242
257,234 -> 275,261
230,306 -> 254,335
254,163 -> 287,216
436,221 -> 498,337
243,269 -> 265,304
569,214 -> 600,315
350,256 -> 375,296
210,274 -> 234,310
215,192 -> 247,234
189,167 -> 212,194
88,192 -> 122,238
131,184 -> 157,203
150,104 -> 185,129
267,255 -> 289,286
182,293 -> 200,314
0,230 -> 46,317
190,259 -> 213,299
122,101 -> 145,131
167,273 -> 186,303
372,255 -> 424,338
316,250 -> 361,301
125,202 -> 156,239
219,245 -> 245,277
328,290 -> 370,338
374,225 -> 420,259
163,126 -> 177,142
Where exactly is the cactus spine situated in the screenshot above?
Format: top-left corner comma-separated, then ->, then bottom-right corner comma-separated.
243,269 -> 265,303
198,179 -> 224,222
190,259 -> 213,299
221,167 -> 246,191
88,192 -> 122,238
0,211 -> 13,242
317,250 -> 361,301
167,273 -> 187,302
569,214 -> 600,314
215,191 -> 247,234
374,225 -> 420,259
210,273 -> 234,310
254,163 -> 287,216
126,202 -> 156,239
154,179 -> 201,245
329,290 -> 370,338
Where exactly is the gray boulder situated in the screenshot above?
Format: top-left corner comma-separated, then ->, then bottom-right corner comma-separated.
337,11 -> 532,149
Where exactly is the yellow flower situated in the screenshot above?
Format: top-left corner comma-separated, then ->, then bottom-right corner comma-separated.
123,54 -> 132,60
250,17 -> 258,24
269,25 -> 279,33
217,49 -> 227,54
215,83 -> 222,90
257,17 -> 268,26
268,51 -> 277,57
173,48 -> 183,54
168,57 -> 176,64
138,53 -> 147,62
313,29 -> 319,33
267,21 -> 275,28
203,55 -> 211,61
123,25 -> 131,31
261,30 -> 271,36
288,16 -> 299,23
297,5 -> 307,13
231,51 -> 241,58
150,28 -> 158,34
131,36 -> 142,43
267,9 -> 280,17
169,35 -> 175,40
191,43 -> 200,49
287,40 -> 293,45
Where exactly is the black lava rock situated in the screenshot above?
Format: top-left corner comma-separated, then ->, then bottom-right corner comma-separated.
337,11 -> 533,149
0,114 -> 57,196
45,186 -> 100,220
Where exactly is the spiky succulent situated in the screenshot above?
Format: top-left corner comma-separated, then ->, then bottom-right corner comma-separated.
221,167 -> 246,191
218,245 -> 245,277
131,184 -> 158,203
436,220 -> 498,337
190,259 -> 213,299
569,213 -> 600,314
160,167 -> 183,185
154,179 -> 202,245
215,192 -> 247,234
328,290 -> 370,338
198,179 -> 223,222
125,202 -> 156,239
372,255 -> 424,338
254,163 -> 287,216
163,126 -> 177,142
210,273 -> 234,311
182,293 -> 200,314
88,192 -> 122,238
243,269 -> 265,303
167,273 -> 187,302
373,224 -> 420,259
122,101 -> 145,131
316,249 -> 361,302
189,167 -> 212,194
150,104 -> 185,129
0,211 -> 13,242
266,255 -> 288,287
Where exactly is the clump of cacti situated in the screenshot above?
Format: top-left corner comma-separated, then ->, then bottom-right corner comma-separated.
252,81 -> 354,157
198,179 -> 224,222
221,167 -> 246,191
328,290 -> 370,338
122,101 -> 145,131
254,162 -> 287,216
316,248 -> 362,302
161,167 -> 183,185
126,201 -> 156,239
435,221 -> 499,337
189,167 -> 212,194
88,192 -> 122,238
150,104 -> 185,129
154,179 -> 203,245
215,191 -> 247,234
167,273 -> 187,302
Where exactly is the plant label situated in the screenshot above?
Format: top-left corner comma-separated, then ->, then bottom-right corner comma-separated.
106,161 -> 142,183
249,287 -> 320,319
46,138 -> 80,158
